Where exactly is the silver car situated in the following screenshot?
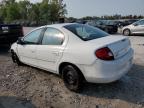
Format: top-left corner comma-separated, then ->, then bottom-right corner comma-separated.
122,19 -> 144,36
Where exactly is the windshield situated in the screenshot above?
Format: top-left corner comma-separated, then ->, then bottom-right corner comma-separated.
64,24 -> 109,41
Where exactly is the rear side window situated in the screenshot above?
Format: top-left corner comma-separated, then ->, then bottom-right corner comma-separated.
64,24 -> 109,41
42,28 -> 64,45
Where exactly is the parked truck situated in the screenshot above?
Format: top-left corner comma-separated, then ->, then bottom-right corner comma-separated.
0,24 -> 23,45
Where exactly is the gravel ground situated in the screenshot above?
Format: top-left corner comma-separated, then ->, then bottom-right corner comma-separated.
0,28 -> 144,108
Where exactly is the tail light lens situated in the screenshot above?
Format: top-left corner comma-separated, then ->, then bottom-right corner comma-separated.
95,47 -> 114,60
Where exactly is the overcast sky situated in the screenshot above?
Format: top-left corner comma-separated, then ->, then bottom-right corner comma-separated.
15,0 -> 144,18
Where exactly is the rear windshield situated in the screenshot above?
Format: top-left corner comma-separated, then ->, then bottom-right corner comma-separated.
64,24 -> 109,41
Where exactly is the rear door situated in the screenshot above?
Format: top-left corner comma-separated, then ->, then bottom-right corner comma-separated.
17,28 -> 43,66
36,27 -> 65,73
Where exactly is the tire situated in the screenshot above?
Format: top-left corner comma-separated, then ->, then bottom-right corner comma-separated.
62,65 -> 83,92
11,52 -> 23,66
123,29 -> 131,36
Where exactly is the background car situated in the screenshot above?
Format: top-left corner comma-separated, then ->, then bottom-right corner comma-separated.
86,20 -> 118,34
0,24 -> 23,46
122,19 -> 139,27
122,19 -> 144,36
11,23 -> 133,92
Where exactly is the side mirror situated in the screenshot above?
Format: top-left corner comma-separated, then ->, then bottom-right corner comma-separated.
17,37 -> 25,45
133,23 -> 138,26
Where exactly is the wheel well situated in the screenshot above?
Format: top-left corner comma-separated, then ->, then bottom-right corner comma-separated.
11,49 -> 14,53
59,62 -> 86,81
123,28 -> 130,33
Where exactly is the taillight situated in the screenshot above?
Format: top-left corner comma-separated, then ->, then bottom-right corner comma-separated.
95,47 -> 114,60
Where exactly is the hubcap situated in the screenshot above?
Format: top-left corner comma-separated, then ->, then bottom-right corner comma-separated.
124,30 -> 129,36
12,53 -> 17,63
66,71 -> 76,85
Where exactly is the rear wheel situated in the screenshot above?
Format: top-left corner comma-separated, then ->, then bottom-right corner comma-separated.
11,51 -> 23,66
123,29 -> 131,36
62,65 -> 84,92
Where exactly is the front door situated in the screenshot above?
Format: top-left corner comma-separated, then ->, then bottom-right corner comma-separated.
17,28 -> 43,66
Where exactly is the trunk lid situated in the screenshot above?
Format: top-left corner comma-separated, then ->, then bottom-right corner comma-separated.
107,37 -> 130,59
88,35 -> 131,59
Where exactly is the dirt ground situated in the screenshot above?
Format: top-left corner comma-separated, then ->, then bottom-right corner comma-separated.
0,28 -> 144,108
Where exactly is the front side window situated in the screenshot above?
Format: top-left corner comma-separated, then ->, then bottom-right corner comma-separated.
139,20 -> 144,25
64,24 -> 109,41
42,28 -> 64,45
23,28 -> 43,44
134,20 -> 144,25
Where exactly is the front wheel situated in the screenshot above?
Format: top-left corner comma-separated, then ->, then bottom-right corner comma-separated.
11,52 -> 23,66
123,29 -> 131,36
62,65 -> 84,92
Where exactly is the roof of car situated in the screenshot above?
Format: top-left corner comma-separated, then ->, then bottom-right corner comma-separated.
26,23 -> 77,35
38,23 -> 75,29
29,23 -> 82,34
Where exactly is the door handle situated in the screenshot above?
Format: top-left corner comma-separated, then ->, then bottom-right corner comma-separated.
31,50 -> 35,53
52,51 -> 59,56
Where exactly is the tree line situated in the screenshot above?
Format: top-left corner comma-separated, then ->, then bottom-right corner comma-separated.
82,14 -> 144,20
0,0 -> 143,26
0,0 -> 67,26
68,14 -> 144,22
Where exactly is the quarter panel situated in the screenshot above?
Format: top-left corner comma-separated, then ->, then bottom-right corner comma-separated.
58,29 -> 97,66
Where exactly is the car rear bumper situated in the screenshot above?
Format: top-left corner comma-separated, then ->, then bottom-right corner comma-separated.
80,48 -> 134,83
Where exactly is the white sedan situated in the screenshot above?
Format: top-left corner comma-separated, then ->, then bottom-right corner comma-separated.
122,19 -> 144,36
11,23 -> 134,92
